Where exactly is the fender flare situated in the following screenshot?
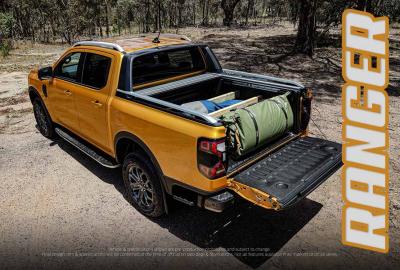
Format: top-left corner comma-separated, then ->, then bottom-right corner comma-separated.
28,86 -> 42,102
28,86 -> 53,122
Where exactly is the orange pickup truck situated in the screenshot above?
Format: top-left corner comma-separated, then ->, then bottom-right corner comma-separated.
28,34 -> 342,217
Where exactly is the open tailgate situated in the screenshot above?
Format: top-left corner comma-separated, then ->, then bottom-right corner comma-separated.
227,136 -> 342,210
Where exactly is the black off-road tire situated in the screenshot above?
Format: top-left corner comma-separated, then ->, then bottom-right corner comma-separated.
32,98 -> 55,139
122,153 -> 165,217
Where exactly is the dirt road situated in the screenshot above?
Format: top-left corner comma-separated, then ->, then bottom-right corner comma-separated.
1,25 -> 399,269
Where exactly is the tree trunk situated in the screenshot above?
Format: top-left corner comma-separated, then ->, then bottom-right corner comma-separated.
205,0 -> 210,25
252,0 -> 257,26
97,15 -> 103,37
178,0 -> 185,27
245,0 -> 254,26
202,0 -> 208,26
221,0 -> 241,27
356,0 -> 373,13
192,1 -> 196,25
105,0 -> 110,37
145,0 -> 151,32
294,0 -> 316,57
154,0 -> 161,31
159,0 -> 162,30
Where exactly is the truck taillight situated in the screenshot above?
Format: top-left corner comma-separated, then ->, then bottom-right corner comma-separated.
197,138 -> 227,179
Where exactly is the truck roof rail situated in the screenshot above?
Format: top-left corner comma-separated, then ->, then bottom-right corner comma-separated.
73,41 -> 125,53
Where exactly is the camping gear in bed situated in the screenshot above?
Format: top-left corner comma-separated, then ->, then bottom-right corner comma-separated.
221,92 -> 293,157
181,99 -> 243,113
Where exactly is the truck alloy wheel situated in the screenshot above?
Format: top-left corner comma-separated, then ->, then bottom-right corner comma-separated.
122,153 -> 164,217
127,164 -> 154,211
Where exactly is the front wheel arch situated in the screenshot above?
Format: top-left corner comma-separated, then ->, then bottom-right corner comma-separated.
29,86 -> 53,122
28,86 -> 42,104
32,97 -> 55,138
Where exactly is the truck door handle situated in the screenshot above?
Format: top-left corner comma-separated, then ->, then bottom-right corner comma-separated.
91,100 -> 103,107
64,90 -> 72,96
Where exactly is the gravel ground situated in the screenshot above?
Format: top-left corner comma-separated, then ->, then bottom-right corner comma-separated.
0,24 -> 399,269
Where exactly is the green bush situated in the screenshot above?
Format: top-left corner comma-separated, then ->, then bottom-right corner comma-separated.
0,12 -> 14,37
0,12 -> 14,57
0,40 -> 12,57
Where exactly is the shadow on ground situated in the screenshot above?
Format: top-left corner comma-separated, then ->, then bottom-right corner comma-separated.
51,137 -> 323,269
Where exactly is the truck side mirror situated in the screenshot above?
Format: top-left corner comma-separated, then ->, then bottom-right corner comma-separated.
38,66 -> 53,80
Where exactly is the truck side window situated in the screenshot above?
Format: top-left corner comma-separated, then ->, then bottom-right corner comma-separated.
132,47 -> 205,87
54,52 -> 82,82
82,53 -> 111,89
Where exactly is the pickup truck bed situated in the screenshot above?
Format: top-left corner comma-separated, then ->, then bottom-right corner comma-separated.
125,69 -> 306,162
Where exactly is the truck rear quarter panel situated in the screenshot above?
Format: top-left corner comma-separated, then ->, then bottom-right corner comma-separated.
110,97 -> 228,193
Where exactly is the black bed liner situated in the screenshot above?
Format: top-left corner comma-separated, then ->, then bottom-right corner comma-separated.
233,136 -> 342,209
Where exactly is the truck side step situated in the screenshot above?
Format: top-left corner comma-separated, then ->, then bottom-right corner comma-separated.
55,127 -> 120,169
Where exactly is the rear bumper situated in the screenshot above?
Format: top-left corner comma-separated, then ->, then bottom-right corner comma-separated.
203,191 -> 235,213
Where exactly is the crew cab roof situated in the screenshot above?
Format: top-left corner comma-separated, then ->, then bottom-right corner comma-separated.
73,34 -> 191,54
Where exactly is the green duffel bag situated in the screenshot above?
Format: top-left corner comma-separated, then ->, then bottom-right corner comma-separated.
221,92 -> 294,157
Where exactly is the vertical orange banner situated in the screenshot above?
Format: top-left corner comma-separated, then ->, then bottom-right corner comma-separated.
341,9 -> 390,253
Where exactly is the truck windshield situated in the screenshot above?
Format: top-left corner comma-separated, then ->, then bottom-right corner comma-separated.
132,47 -> 206,88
